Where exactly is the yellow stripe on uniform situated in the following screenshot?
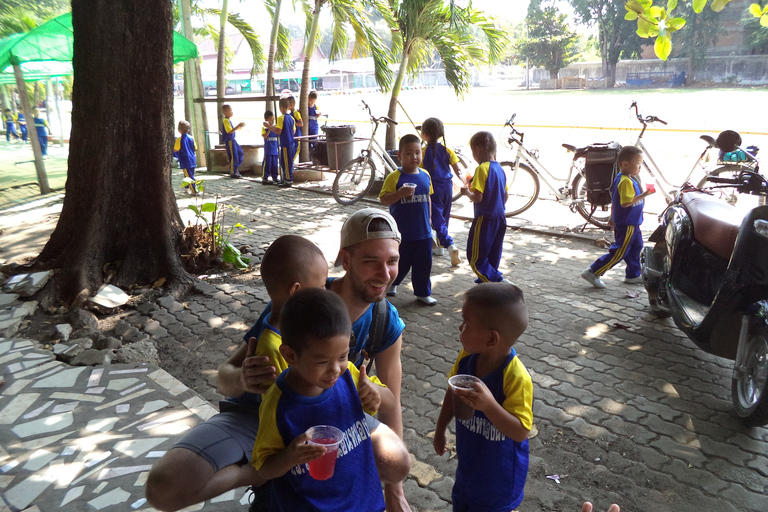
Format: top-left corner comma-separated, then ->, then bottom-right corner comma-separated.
281,147 -> 290,181
228,141 -> 234,173
594,225 -> 635,276
469,216 -> 490,282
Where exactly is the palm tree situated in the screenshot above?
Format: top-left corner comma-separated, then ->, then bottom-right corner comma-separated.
385,0 -> 505,149
264,0 -> 292,114
297,0 -> 396,161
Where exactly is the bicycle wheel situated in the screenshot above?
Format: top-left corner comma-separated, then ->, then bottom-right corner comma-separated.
571,173 -> 612,229
499,162 -> 540,217
333,157 -> 376,205
697,165 -> 766,209
451,152 -> 472,202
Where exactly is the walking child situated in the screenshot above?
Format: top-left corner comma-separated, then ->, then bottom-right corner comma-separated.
421,117 -> 464,266
32,108 -> 49,157
461,131 -> 509,283
581,145 -> 655,289
288,96 -> 302,161
5,109 -> 18,142
17,111 -> 27,142
261,110 -> 280,185
434,282 -> 533,512
221,104 -> 245,178
252,288 -> 394,512
307,91 -> 321,149
263,97 -> 295,187
174,120 -> 197,195
379,133 -> 437,305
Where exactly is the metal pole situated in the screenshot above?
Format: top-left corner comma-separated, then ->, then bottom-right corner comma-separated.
53,78 -> 64,147
526,23 -> 530,90
13,64 -> 50,194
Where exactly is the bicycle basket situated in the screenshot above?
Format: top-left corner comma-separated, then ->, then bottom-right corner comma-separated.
584,142 -> 621,206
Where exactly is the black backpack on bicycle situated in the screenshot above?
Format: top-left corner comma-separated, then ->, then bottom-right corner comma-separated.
584,142 -> 621,206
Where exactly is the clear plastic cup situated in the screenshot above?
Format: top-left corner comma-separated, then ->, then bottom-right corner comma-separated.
646,183 -> 655,193
448,374 -> 481,420
306,425 -> 344,480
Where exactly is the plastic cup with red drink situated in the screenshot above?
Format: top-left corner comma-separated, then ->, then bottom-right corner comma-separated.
646,183 -> 655,193
306,425 -> 344,480
448,374 -> 481,420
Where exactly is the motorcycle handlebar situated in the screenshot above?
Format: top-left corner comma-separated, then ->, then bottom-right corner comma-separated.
707,177 -> 740,184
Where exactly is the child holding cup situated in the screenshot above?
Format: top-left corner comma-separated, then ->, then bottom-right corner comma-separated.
252,288 -> 394,512
434,282 -> 533,512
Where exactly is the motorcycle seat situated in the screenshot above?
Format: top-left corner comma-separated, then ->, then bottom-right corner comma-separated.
681,191 -> 743,260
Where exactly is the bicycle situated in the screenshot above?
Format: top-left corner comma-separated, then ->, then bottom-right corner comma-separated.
498,113 -> 614,228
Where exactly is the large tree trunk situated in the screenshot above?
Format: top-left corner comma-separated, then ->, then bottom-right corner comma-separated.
299,0 -> 323,163
266,0 -> 282,116
216,0 -> 229,143
34,0 -> 192,308
385,56 -> 409,151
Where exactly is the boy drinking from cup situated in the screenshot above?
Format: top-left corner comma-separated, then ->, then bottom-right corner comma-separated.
434,282 -> 533,512
252,288 -> 395,512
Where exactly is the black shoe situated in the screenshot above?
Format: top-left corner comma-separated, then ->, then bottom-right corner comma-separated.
261,179 -> 271,185
231,172 -> 242,178
247,484 -> 272,512
278,182 -> 292,188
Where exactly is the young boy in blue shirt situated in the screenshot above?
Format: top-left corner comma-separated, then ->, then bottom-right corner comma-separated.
174,120 -> 197,195
33,109 -> 49,157
261,110 -> 280,185
288,96 -> 302,161
17,112 -> 27,142
221,104 -> 245,178
461,131 -> 509,284
307,91 -> 321,150
379,133 -> 436,305
5,109 -> 18,142
581,146 -> 655,289
252,288 -> 394,512
263,97 -> 295,188
434,282 -> 533,512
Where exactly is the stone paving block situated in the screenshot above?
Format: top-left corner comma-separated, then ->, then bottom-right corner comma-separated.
142,319 -> 168,338
721,481 -> 768,511
640,414 -> 699,444
563,417 -> 617,443
649,435 -> 708,468
532,401 -> 574,424
628,396 -> 682,422
594,398 -> 647,423
156,295 -> 185,313
402,479 -> 449,512
192,281 -> 218,296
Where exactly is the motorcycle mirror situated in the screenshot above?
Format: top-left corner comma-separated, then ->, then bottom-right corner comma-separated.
716,130 -> 742,153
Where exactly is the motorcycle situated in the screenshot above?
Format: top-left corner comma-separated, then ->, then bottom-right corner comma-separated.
641,134 -> 768,426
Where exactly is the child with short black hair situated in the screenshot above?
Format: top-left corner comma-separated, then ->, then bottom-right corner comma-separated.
252,287 -> 394,512
174,120 -> 197,195
461,131 -> 509,283
32,108 -> 49,158
264,97 -> 295,187
288,96 -> 302,161
5,108 -> 18,142
222,104 -> 245,178
581,145 -> 655,289
421,117 -> 464,266
261,110 -> 280,185
434,282 -> 533,512
379,133 -> 437,305
307,91 -> 321,150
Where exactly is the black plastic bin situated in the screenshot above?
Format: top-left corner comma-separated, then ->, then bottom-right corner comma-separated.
321,125 -> 356,170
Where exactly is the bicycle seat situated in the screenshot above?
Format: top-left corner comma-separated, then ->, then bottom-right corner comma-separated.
700,135 -> 716,147
681,191 -> 743,260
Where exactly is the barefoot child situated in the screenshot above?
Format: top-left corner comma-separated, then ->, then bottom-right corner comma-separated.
434,282 -> 533,512
252,288 -> 394,512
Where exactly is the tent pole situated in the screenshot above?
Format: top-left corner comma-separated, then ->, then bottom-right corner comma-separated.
45,78 -> 54,128
53,78 -> 64,147
13,63 -> 50,194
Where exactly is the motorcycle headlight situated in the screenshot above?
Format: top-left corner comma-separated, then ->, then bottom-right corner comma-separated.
755,219 -> 768,239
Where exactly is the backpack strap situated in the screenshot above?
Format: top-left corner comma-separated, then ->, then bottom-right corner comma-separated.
362,299 -> 389,373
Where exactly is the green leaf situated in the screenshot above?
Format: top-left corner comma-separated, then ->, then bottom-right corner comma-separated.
222,242 -> 250,270
762,13 -> 768,26
710,0 -> 731,11
189,204 -> 200,215
650,5 -> 664,17
692,0 -> 707,13
748,3 -> 763,17
666,17 -> 686,31
626,0 -> 646,13
234,223 -> 245,228
667,0 -> 679,12
625,11 -> 639,20
637,18 -> 658,38
655,34 -> 672,60
201,203 -> 217,213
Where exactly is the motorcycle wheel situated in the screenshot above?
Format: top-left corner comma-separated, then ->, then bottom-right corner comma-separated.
642,242 -> 672,318
732,319 -> 768,426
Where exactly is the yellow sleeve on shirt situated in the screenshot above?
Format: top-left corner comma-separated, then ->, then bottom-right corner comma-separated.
472,162 -> 491,193
502,357 -> 534,430
173,137 -> 181,152
223,118 -> 234,134
276,115 -> 284,130
252,385 -> 286,470
618,175 -> 637,205
255,327 -> 289,377
293,111 -> 302,122
380,169 -> 403,197
448,349 -> 470,379
446,147 -> 460,166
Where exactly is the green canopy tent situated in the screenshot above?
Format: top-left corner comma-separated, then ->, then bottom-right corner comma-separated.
0,12 -> 199,193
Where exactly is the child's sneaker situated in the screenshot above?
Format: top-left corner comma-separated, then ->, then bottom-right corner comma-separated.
581,268 -> 606,289
417,296 -> 437,306
624,275 -> 643,284
433,247 -> 445,256
450,245 -> 461,266
231,172 -> 242,178
386,285 -> 397,297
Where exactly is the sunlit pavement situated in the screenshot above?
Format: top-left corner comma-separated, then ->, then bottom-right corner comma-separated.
1,169 -> 767,512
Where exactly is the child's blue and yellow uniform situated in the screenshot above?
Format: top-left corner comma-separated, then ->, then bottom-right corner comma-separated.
33,115 -> 49,156
291,109 -> 302,161
173,132 -> 197,193
380,168 -> 434,298
262,126 -> 279,183
307,104 -> 319,148
277,112 -> 295,184
222,117 -> 244,177
590,172 -> 644,279
424,143 -> 460,249
467,161 -> 507,283
252,364 -> 387,512
17,113 -> 27,142
5,112 -> 18,141
449,349 -> 533,512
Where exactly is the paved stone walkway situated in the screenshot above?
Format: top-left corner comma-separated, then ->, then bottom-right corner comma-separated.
2,170 -> 767,512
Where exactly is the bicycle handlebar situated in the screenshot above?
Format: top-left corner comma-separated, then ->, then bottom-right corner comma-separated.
630,101 -> 666,126
361,100 -> 398,125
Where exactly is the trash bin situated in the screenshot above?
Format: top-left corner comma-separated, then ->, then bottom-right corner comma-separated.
322,125 -> 356,170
